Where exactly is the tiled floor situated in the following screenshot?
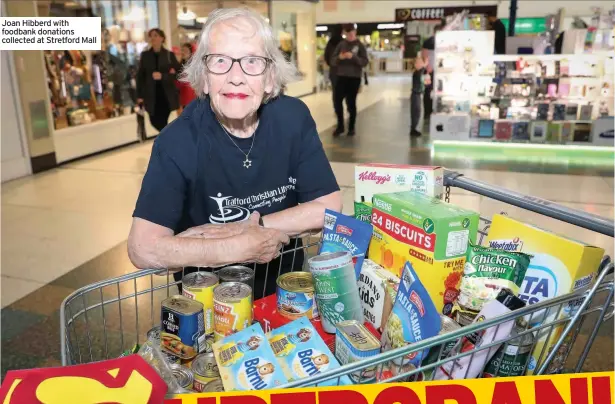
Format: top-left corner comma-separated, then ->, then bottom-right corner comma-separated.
1,76 -> 613,378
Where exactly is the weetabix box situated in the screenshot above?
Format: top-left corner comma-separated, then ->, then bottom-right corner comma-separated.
486,214 -> 604,375
354,164 -> 444,223
368,192 -> 479,315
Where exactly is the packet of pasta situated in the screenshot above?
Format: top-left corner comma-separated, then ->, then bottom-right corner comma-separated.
380,261 -> 440,370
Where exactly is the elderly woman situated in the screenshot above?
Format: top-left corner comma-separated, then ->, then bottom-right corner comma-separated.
128,8 -> 342,299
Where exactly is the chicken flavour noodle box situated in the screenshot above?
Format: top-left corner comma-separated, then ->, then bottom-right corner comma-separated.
368,191 -> 479,315
354,164 -> 444,223
266,317 -> 352,386
486,214 -> 604,375
212,323 -> 288,391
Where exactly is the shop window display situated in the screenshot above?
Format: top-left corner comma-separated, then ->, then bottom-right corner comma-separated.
43,1 -> 158,130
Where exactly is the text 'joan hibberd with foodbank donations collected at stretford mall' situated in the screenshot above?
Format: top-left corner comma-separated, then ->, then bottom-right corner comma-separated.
0,17 -> 101,50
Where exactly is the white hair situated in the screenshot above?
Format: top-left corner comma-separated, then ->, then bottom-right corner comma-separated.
180,7 -> 299,103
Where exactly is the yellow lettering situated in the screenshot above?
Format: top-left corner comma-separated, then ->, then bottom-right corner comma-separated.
35,370 -> 153,404
3,379 -> 22,404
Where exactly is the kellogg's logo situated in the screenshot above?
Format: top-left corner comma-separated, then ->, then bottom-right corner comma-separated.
409,290 -> 425,316
358,171 -> 391,185
336,225 -> 353,236
489,237 -> 524,251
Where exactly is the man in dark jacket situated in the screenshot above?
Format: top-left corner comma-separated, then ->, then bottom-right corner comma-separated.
324,26 -> 343,94
331,23 -> 369,136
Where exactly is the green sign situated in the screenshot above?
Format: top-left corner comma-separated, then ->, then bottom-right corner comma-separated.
501,17 -> 546,35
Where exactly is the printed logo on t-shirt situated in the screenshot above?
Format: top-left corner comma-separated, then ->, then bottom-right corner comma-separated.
208,178 -> 298,224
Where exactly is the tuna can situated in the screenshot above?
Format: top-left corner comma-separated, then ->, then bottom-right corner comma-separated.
276,272 -> 319,320
213,282 -> 253,342
217,266 -> 255,294
170,364 -> 194,390
182,272 -> 219,335
335,320 -> 381,383
308,251 -> 363,333
483,326 -> 535,377
192,352 -> 221,392
204,378 -> 225,393
161,295 -> 206,360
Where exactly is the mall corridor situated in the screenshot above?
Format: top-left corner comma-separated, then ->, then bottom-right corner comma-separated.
1,76 -> 613,376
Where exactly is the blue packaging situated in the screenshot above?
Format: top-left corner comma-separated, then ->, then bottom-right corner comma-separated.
319,209 -> 373,279
381,261 -> 441,368
213,323 -> 288,391
267,317 -> 353,386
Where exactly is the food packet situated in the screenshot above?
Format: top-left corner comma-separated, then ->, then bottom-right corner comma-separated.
457,244 -> 532,312
380,261 -> 441,370
137,338 -> 191,396
319,209 -> 373,279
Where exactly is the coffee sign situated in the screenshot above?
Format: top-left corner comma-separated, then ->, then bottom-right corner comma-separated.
395,5 -> 498,22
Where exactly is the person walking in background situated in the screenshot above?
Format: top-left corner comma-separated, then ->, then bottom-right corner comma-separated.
324,26 -> 342,104
410,55 -> 427,137
331,23 -> 368,137
136,28 -> 181,132
421,23 -> 441,123
176,43 -> 197,114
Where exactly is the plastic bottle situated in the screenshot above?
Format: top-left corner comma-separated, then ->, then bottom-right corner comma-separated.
434,289 -> 526,380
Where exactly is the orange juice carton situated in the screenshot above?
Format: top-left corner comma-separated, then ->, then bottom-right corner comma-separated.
368,191 -> 479,315
486,214 -> 604,375
354,164 -> 444,223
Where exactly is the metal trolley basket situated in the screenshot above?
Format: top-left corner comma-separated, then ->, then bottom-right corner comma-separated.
60,170 -> 615,387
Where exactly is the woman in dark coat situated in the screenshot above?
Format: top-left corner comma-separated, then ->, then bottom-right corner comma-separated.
136,28 -> 181,132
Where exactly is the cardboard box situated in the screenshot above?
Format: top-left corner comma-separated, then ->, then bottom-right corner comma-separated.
253,294 -> 335,353
354,164 -> 444,224
368,192 -> 479,315
486,214 -> 604,375
358,259 -> 399,331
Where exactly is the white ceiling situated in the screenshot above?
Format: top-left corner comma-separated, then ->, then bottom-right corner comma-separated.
177,1 -> 269,18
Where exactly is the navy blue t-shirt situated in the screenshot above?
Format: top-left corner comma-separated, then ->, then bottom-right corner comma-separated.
133,95 -> 339,297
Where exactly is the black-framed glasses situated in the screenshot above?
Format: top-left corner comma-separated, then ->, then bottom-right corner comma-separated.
204,54 -> 271,76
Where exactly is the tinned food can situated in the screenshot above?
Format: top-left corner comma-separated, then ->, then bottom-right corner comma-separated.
276,272 -> 319,320
161,295 -> 206,360
204,379 -> 225,393
335,320 -> 381,383
213,282 -> 253,342
218,266 -> 255,289
182,272 -> 219,335
192,352 -> 221,392
483,326 -> 534,378
170,364 -> 194,390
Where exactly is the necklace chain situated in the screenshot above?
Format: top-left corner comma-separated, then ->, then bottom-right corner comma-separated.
215,116 -> 257,169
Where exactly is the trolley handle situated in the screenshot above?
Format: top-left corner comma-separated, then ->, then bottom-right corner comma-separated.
444,170 -> 615,237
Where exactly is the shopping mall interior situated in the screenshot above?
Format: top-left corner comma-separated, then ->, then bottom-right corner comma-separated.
1,0 -> 614,385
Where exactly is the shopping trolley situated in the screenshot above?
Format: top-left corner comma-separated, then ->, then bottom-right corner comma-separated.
60,170 -> 615,387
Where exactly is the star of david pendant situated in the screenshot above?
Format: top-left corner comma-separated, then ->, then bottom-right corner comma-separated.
243,158 -> 252,169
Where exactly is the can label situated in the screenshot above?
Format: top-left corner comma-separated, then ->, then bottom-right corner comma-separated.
483,343 -> 532,377
213,299 -> 252,342
277,286 -> 318,320
161,307 -> 206,360
183,285 -> 217,335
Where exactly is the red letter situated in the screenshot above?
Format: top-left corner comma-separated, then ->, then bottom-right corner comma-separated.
222,395 -> 267,404
164,400 -> 183,404
535,380 -> 566,404
272,391 -> 316,404
592,376 -> 613,404
375,386 -> 421,404
570,378 -> 588,404
490,382 -> 522,404
426,384 -> 476,404
321,390 -> 368,404
197,398 -> 216,404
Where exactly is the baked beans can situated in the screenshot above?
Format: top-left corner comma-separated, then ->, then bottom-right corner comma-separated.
218,266 -> 255,296
213,282 -> 253,342
170,364 -> 194,390
276,272 -> 319,320
191,352 -> 220,392
161,295 -> 206,360
204,378 -> 225,393
182,272 -> 219,335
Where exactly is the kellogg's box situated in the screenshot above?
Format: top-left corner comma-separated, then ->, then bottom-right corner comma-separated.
486,214 -> 604,375
213,323 -> 288,391
368,191 -> 479,315
354,164 -> 444,223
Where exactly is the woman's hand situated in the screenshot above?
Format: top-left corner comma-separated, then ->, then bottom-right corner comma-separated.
152,72 -> 162,80
235,226 -> 290,264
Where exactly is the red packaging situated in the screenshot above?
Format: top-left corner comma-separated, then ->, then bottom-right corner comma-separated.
253,294 -> 336,352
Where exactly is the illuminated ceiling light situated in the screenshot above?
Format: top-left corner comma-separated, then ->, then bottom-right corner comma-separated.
316,26 -> 328,32
377,23 -> 405,30
122,7 -> 146,22
196,17 -> 208,24
177,6 -> 197,22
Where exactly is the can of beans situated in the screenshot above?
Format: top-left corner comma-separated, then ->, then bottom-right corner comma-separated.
182,272 -> 219,335
204,378 -> 225,393
191,352 -> 220,392
217,266 -> 255,292
213,282 -> 253,342
276,272 -> 318,320
170,364 -> 194,390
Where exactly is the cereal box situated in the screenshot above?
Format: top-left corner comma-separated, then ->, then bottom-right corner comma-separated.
354,164 -> 444,223
267,317 -> 352,386
358,259 -> 400,331
212,323 -> 288,391
486,214 -> 604,375
368,191 -> 479,315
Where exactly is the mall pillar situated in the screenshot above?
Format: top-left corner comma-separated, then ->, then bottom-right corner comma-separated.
5,0 -> 58,173
158,1 -> 179,48
508,0 -> 517,36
